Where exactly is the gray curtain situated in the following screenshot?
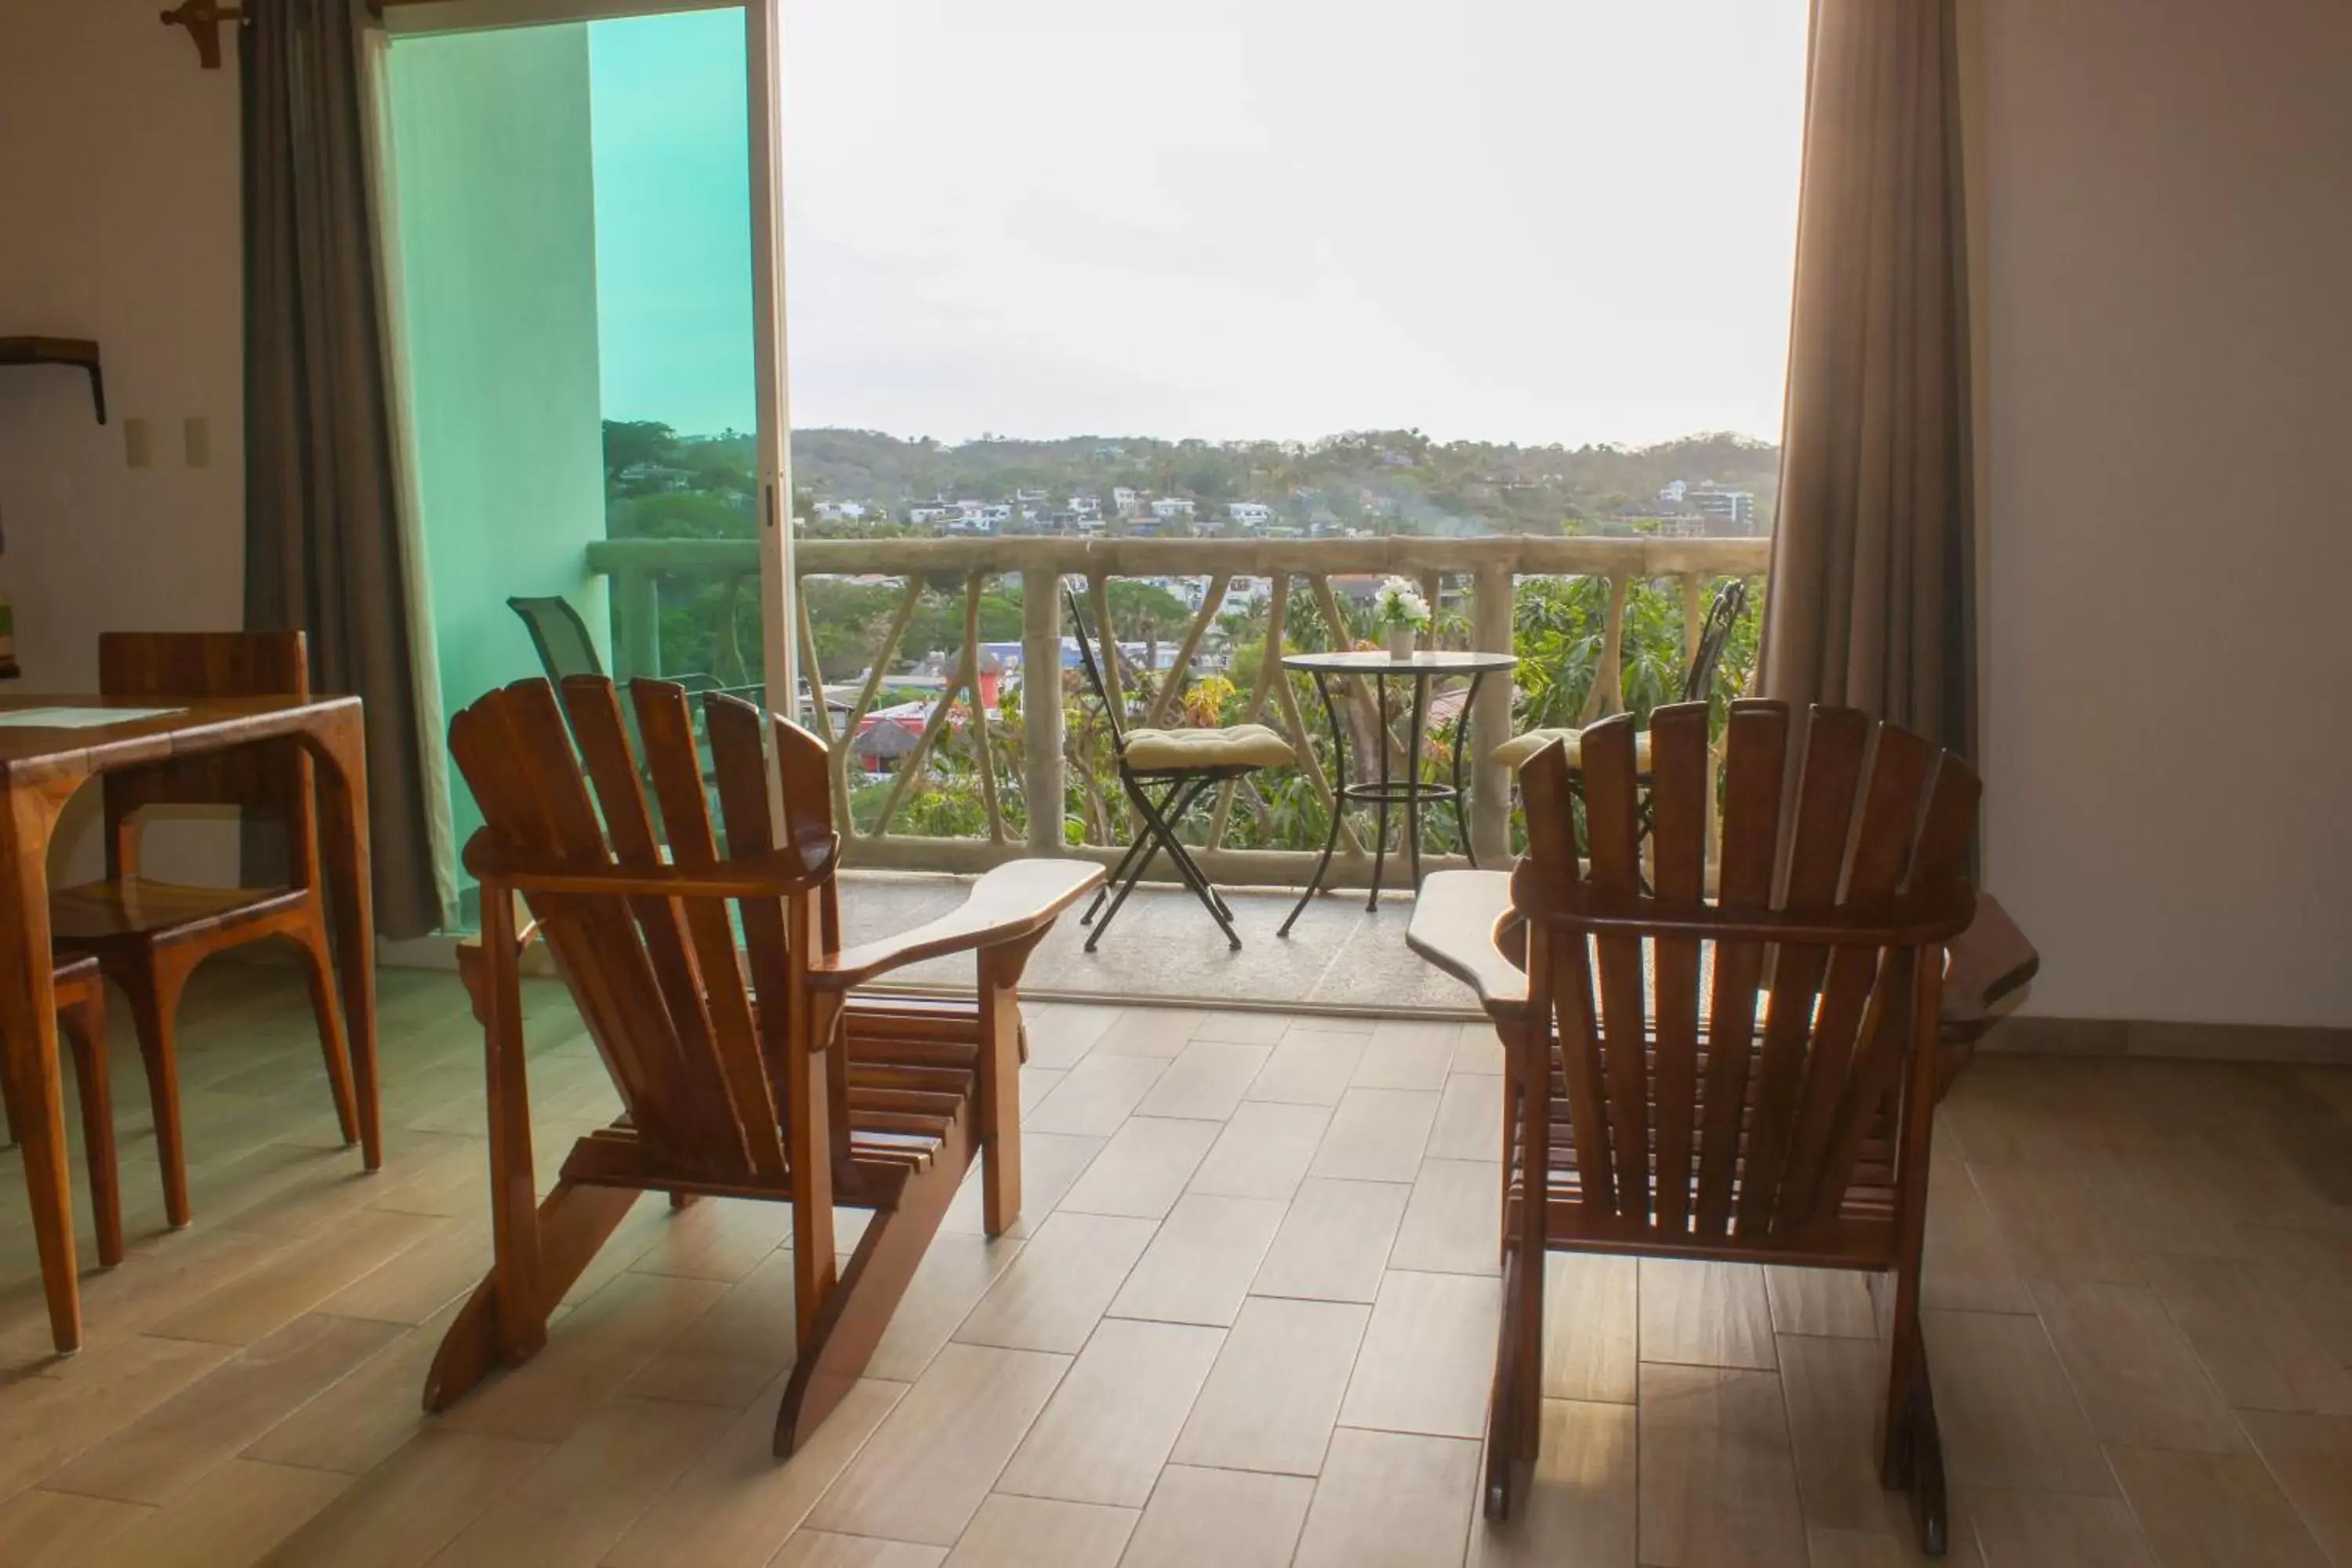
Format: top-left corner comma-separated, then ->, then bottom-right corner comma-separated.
242,0 -> 443,938
1760,0 -> 1976,759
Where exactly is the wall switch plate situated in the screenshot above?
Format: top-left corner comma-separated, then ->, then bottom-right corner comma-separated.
183,416 -> 212,469
124,417 -> 151,469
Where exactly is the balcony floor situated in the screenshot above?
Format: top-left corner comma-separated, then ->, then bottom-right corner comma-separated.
2,967 -> 2347,1565
839,870 -> 1482,1014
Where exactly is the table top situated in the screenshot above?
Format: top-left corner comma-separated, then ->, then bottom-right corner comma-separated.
0,694 -> 360,784
1280,649 -> 1518,676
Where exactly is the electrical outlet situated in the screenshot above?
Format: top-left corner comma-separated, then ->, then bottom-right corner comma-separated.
124,417 -> 151,469
183,416 -> 212,469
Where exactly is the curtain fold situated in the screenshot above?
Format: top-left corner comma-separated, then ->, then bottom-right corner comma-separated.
1762,0 -> 1976,759
242,0 -> 446,938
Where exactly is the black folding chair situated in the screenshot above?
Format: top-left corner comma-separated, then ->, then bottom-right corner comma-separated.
1066,590 -> 1294,952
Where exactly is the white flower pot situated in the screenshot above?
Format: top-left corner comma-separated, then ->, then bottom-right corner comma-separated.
1385,625 -> 1417,660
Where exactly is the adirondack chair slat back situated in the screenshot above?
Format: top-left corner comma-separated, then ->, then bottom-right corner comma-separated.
1512,700 -> 1979,1246
448,677 -> 839,1183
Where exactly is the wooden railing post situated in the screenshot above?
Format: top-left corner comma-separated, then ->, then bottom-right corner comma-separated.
1021,569 -> 1066,854
1471,562 -> 1515,862
614,567 -> 660,683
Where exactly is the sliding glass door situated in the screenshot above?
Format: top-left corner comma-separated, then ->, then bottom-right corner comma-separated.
380,0 -> 792,927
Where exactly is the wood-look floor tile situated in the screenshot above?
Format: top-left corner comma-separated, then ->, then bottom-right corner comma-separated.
1338,1269 -> 1499,1439
1309,1087 -> 1440,1183
257,1427 -> 552,1568
2029,1280 -> 2245,1453
1466,1397 -> 1636,1566
1389,1158 -> 1502,1276
1186,1100 -> 1332,1201
1967,1162 -> 2146,1287
2107,1446 -> 2329,1568
1244,1030 -> 1369,1107
1093,1008 -> 1208,1058
427,1396 -> 732,1566
1251,1178 -> 1410,1304
1353,1021 -> 1457,1091
1189,1010 -> 1294,1045
1294,1427 -> 1479,1568
1136,1040 -> 1272,1121
319,1211 -> 490,1325
1544,1253 -> 1639,1404
1640,1259 -> 1777,1370
996,1318 -> 1222,1507
625,1251 -> 799,1407
148,1207 -> 444,1346
1451,1022 -> 1505,1076
603,1377 -> 906,1568
804,1342 -> 1070,1546
44,1312 -> 402,1504
1054,1116 -> 1218,1219
2238,1410 -> 2352,1565
1637,1363 -> 1809,1568
943,1494 -> 1135,1566
865,1233 -> 1025,1383
771,1532 -> 946,1566
2241,1225 -> 2352,1365
626,1198 -> 790,1283
241,1306 -> 459,1475
1922,1308 -> 2114,1497
1109,1192 -> 1286,1326
1021,1003 -> 1120,1070
0,1225 -> 285,1367
0,1488 -> 148,1566
1119,1465 -> 1312,1568
2144,1251 -> 2352,1415
1019,1066 -> 1066,1120
1021,1054 -> 1170,1137
1806,1527 -> 1913,1566
0,1334 -> 233,1496
433,1269 -> 729,1443
942,1131 -> 1104,1240
1426,1073 -> 1505,1161
953,1211 -> 1157,1353
1924,1138 -> 2034,1316
1766,1268 -> 1879,1339
1968,1490 -> 2153,1567
1173,1295 -> 1370,1475
75,1457 -> 345,1568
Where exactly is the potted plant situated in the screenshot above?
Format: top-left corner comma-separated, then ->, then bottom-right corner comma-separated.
1373,575 -> 1430,659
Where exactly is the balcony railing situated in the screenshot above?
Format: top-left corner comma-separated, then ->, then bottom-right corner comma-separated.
585,534 -> 1769,887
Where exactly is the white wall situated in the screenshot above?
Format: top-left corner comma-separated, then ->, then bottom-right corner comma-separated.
1977,0 -> 2352,1027
0,0 -> 245,884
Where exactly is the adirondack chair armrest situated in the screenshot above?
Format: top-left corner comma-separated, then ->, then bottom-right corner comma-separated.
1939,892 -> 2038,1043
1406,869 -> 1532,1018
811,859 -> 1107,992
455,892 -> 543,1027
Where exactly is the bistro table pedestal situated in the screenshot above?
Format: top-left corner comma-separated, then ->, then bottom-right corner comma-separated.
1277,649 -> 1517,937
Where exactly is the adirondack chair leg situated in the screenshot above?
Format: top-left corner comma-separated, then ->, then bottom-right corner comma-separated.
978,933 -> 1048,1237
423,1177 -> 641,1411
777,1107 -> 975,1457
1878,1271 -> 1947,1554
1484,1015 -> 1549,1522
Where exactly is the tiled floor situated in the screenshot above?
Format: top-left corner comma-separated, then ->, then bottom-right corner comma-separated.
2,967 -> 2350,1566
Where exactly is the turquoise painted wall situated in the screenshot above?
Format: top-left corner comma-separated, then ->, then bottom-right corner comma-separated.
387,25 -> 607,898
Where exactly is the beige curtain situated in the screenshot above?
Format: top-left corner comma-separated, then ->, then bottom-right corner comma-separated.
243,0 -> 448,938
1762,0 -> 1975,758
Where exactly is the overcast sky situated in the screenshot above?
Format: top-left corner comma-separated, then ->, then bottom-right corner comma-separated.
590,1 -> 1810,448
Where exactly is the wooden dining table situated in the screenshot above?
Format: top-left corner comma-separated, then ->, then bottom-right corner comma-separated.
0,695 -> 379,1352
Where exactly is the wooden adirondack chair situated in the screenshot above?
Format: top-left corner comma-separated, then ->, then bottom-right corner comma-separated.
426,676 -> 1102,1456
1418,700 -> 1980,1552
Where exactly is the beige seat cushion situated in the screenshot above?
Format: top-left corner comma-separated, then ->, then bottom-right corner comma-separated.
1122,723 -> 1295,772
1490,727 -> 1653,772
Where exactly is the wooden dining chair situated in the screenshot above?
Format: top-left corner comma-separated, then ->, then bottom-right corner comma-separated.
0,954 -> 123,1266
49,632 -> 362,1229
1416,700 -> 1980,1552
429,676 -> 1102,1455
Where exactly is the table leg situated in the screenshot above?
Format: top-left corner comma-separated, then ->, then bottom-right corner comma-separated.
0,777 -> 83,1352
1404,674 -> 1429,890
1368,672 -> 1391,911
1452,673 -> 1484,868
303,710 -> 381,1170
1279,672 -> 1350,939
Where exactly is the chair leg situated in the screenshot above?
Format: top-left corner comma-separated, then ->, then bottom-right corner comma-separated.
1879,1263 -> 1947,1555
1129,778 -> 1240,950
59,991 -> 122,1269
118,950 -> 194,1229
294,918 -> 363,1149
1082,831 -> 1152,926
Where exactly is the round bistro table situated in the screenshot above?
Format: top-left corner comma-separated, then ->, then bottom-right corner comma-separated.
1277,648 -> 1519,937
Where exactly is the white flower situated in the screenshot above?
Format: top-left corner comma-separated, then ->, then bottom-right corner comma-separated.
1374,575 -> 1431,628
